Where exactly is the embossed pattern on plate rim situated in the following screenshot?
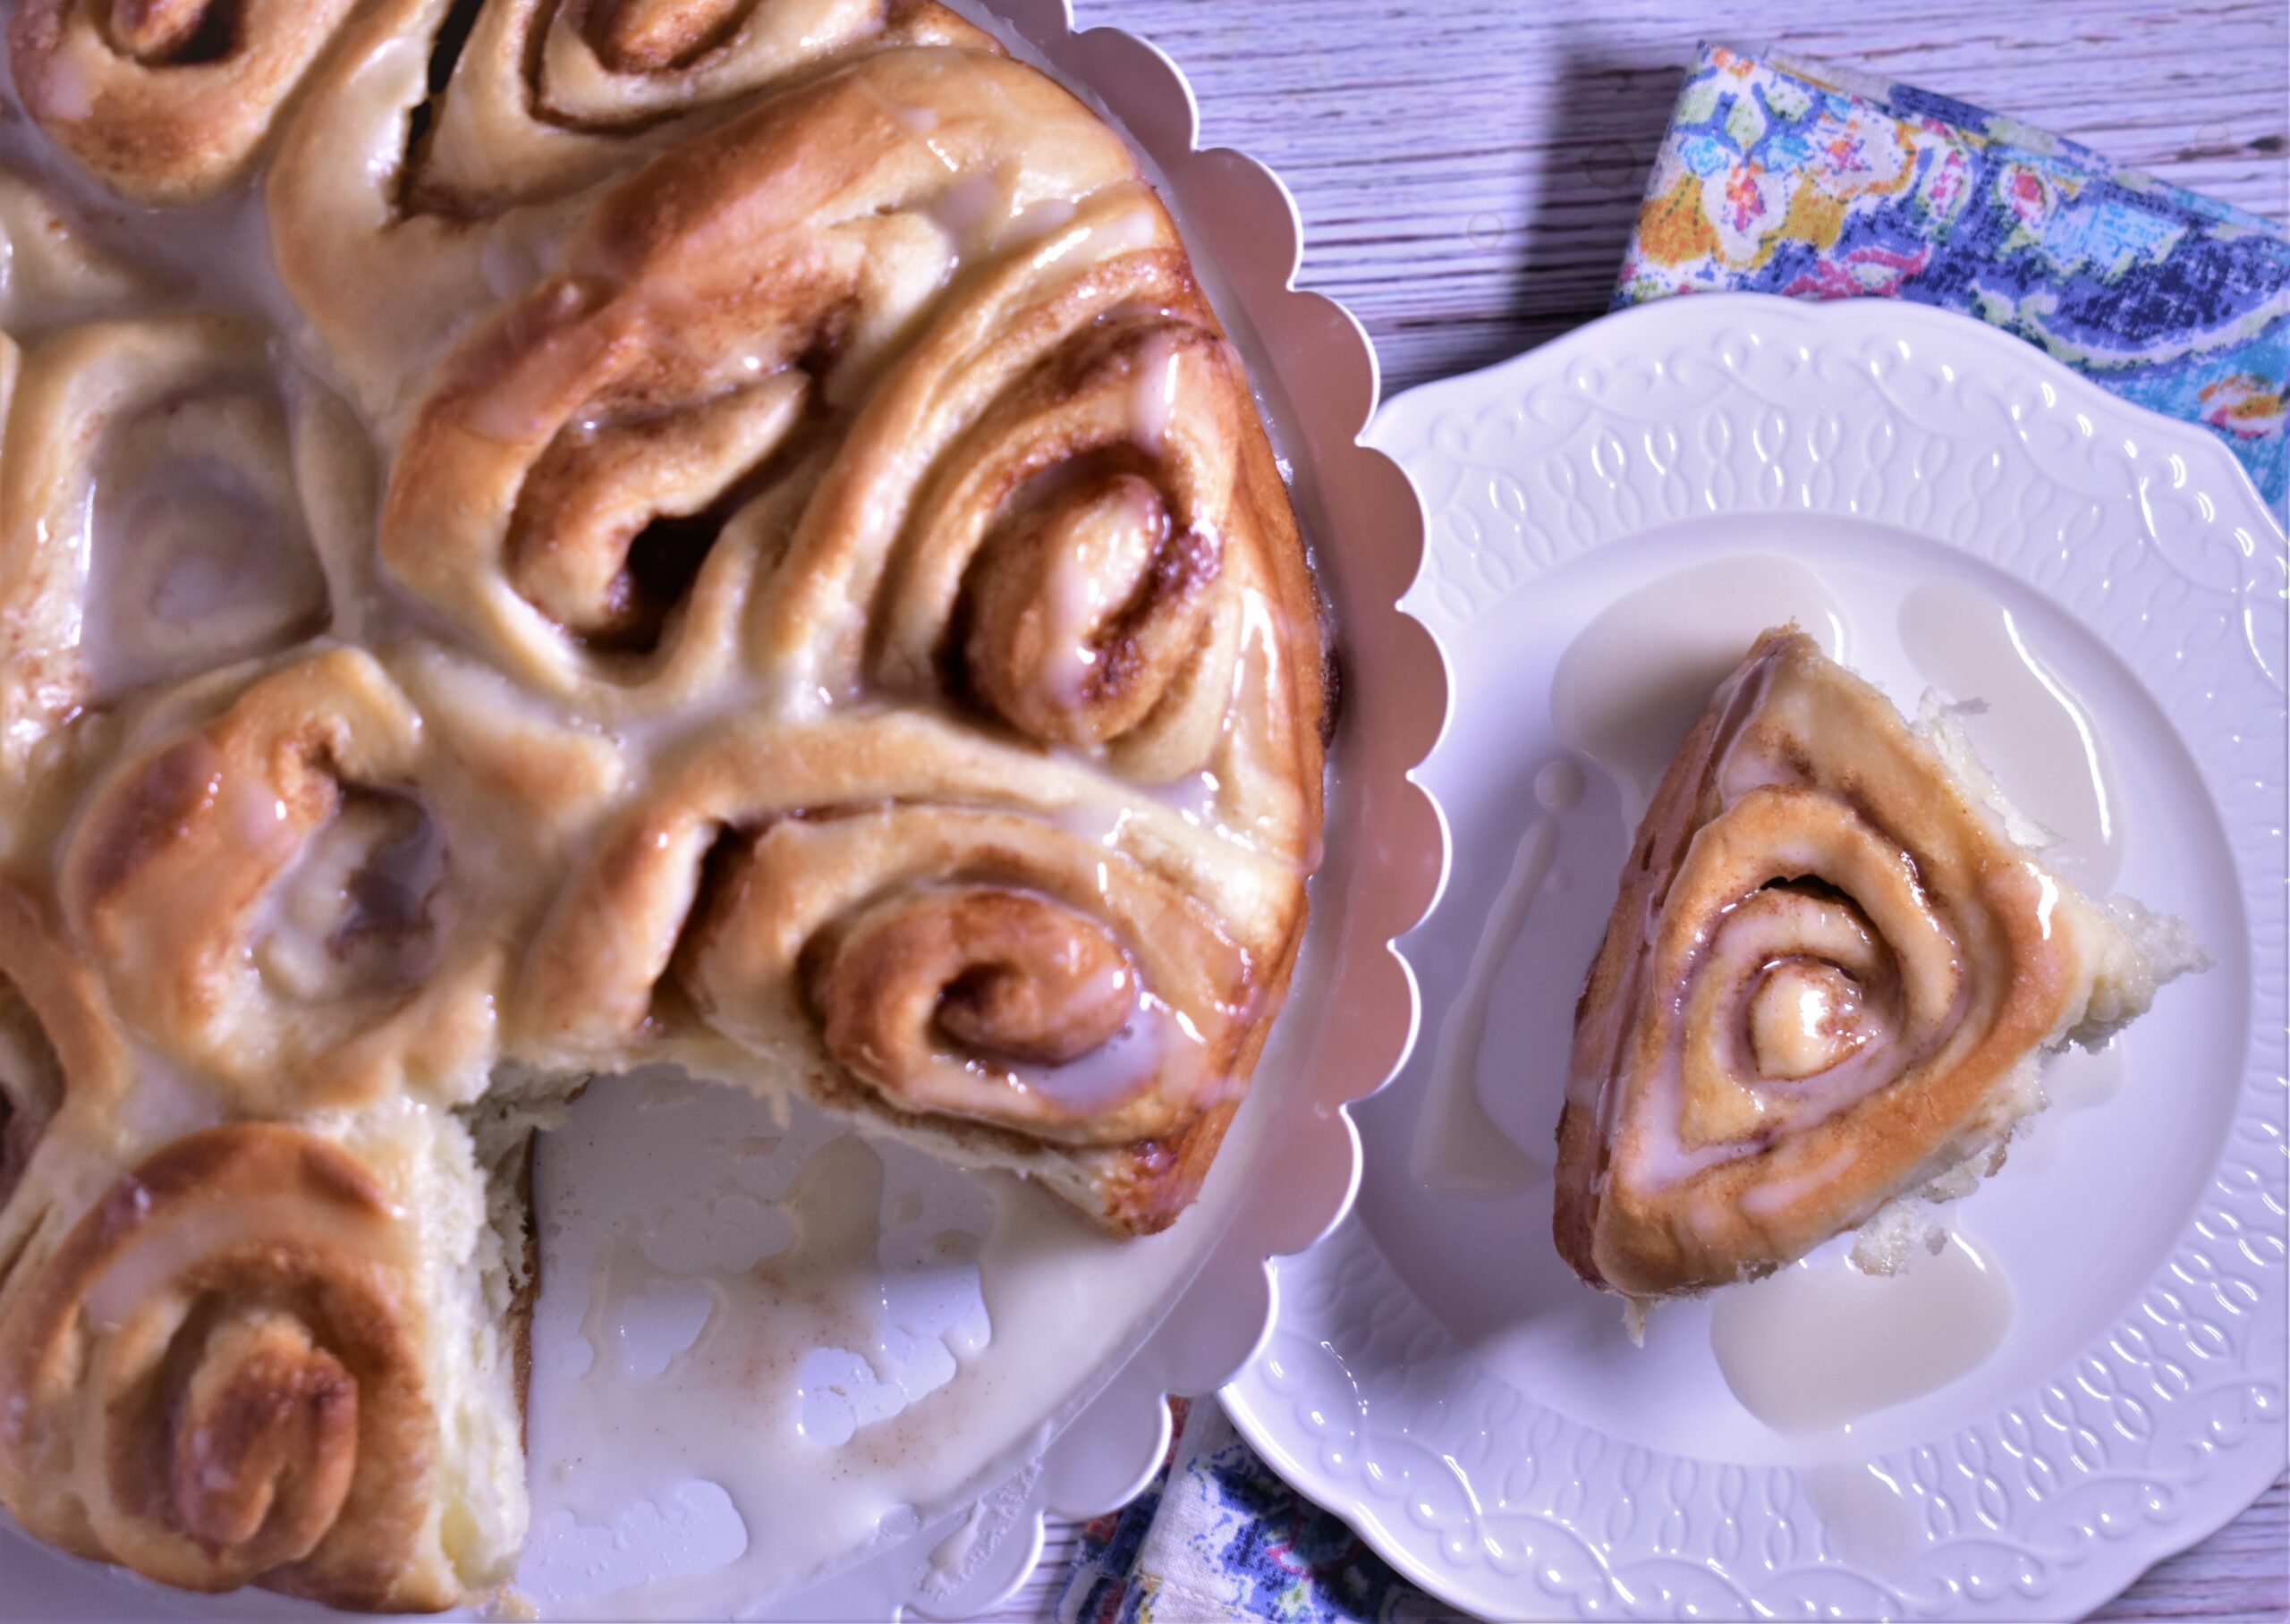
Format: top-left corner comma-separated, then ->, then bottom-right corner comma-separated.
1225,292 -> 2288,1624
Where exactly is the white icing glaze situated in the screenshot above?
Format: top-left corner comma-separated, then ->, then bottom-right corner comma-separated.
1737,1140 -> 1861,1217
252,793 -> 445,1003
520,1076 -> 1226,1615
1130,329 -> 1182,454
1039,537 -> 1107,707
1409,812 -> 1551,1195
927,173 -> 1003,241
1897,579 -> 2120,890
1533,757 -> 1584,813
1008,986 -> 1192,1114
1551,554 -> 1848,824
81,443 -> 328,700
1709,1231 -> 2012,1431
114,1038 -> 229,1148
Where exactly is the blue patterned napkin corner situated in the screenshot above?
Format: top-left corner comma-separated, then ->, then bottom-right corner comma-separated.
1616,43 -> 2289,512
1057,1400 -> 1438,1624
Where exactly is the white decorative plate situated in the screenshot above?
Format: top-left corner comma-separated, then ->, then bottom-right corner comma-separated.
1225,293 -> 2287,1623
0,3 -> 1444,1620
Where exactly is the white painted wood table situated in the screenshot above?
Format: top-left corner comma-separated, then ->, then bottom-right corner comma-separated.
997,3 -> 2290,1620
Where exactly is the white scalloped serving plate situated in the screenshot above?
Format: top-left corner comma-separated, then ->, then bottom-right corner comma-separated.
1225,293 -> 2287,1623
0,4 -> 1444,1620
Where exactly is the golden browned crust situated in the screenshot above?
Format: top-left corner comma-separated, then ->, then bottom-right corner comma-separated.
265,0 -> 997,416
0,1124 -> 454,1610
0,872 -> 135,1239
58,650 -> 510,1117
0,4 -> 1328,1608
1556,630 -> 2108,1299
9,0 -> 363,205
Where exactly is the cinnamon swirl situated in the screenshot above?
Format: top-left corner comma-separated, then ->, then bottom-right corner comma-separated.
517,710 -> 1298,1232
1556,630 -> 2203,1303
0,316 -> 372,848
9,1 -> 363,205
0,1117 -> 528,1608
55,647 -> 600,1119
0,4 -> 1328,1609
267,0 -> 993,416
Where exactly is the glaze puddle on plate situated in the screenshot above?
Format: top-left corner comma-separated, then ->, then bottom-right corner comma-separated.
1551,554 -> 1848,821
1898,578 -> 2123,889
518,1074 -> 1216,1619
1404,762 -> 1582,1195
1709,1233 -> 2015,1433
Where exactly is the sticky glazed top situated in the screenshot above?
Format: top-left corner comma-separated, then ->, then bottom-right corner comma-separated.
0,2 -> 1328,1610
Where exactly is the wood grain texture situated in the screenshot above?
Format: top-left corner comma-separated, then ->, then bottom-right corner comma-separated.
997,4 -> 2290,1620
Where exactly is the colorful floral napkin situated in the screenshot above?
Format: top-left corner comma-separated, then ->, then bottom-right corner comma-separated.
1055,43 -> 2286,1624
1056,1400 -> 1431,1624
1617,44 -> 2288,511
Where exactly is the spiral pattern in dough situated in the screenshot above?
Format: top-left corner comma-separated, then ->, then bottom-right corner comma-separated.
517,711 -> 1293,1230
267,0 -> 990,413
1556,629 -> 2110,1298
58,650 -> 507,1115
0,1123 -> 451,1609
0,316 -> 370,848
9,0 -> 364,205
377,46 -> 1151,707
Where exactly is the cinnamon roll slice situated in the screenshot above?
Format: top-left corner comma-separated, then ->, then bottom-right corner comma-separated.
0,1116 -> 530,1610
10,1 -> 363,205
1556,629 -> 2204,1303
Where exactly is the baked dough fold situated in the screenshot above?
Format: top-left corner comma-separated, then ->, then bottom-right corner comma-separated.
518,710 -> 1303,1232
1556,629 -> 2199,1301
9,0 -> 362,204
0,1119 -> 522,1610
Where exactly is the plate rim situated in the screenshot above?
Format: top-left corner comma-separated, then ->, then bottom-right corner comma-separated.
1224,290 -> 2289,1624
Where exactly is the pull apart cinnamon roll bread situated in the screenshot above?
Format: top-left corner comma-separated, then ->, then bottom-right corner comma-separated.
0,1 -> 1327,1609
1556,630 -> 2202,1307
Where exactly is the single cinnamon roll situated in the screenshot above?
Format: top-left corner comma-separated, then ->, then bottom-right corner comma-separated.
0,316 -> 372,849
1556,630 -> 2204,1302
517,711 -> 1302,1232
58,650 -> 510,1115
9,0 -> 363,205
267,0 -> 992,415
0,1119 -> 526,1609
758,179 -> 1327,823
376,44 -> 1162,716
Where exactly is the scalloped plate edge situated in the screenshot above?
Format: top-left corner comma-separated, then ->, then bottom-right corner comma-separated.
1226,292 -> 2286,1624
